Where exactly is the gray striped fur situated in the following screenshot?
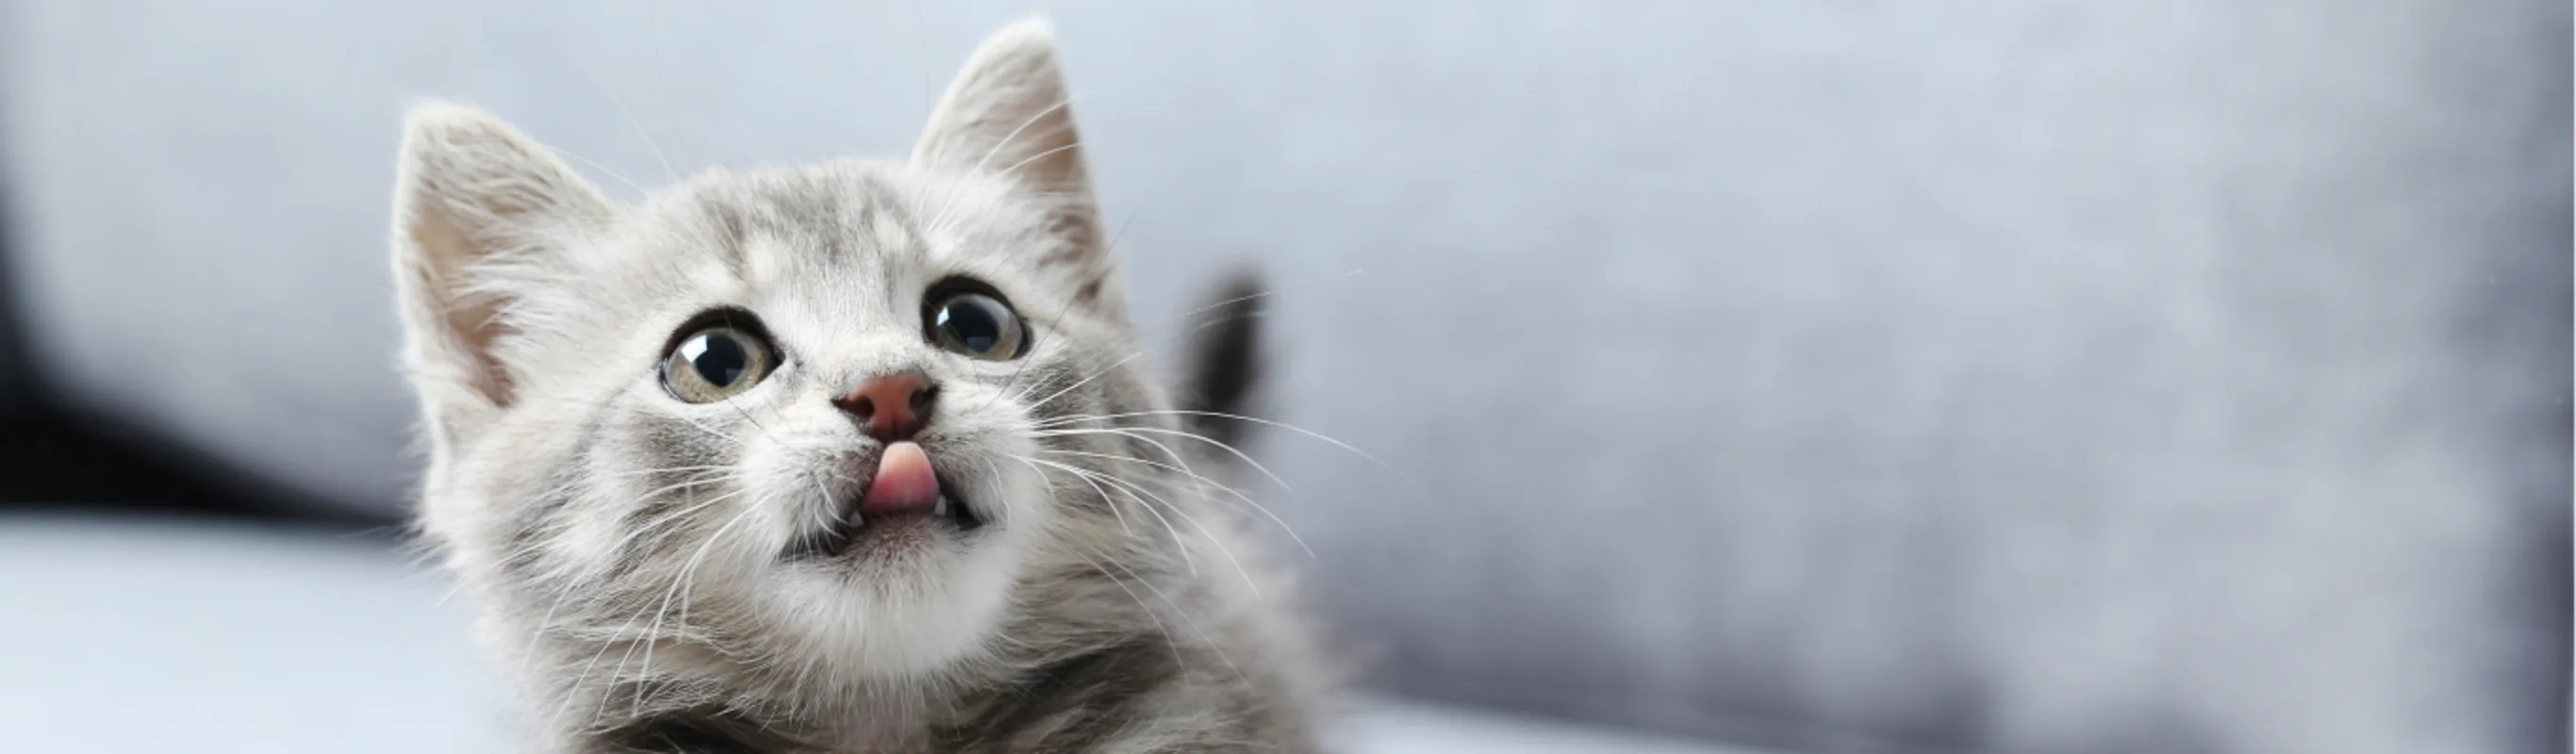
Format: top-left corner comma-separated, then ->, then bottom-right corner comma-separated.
389,17 -> 1326,753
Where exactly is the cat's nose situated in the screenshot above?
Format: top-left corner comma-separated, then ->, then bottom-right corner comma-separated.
835,369 -> 938,442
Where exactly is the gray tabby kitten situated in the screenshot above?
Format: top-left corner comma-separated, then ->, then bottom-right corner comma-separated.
389,18 -> 1323,753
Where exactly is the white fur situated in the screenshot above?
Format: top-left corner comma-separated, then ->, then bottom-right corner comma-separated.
393,16 -> 1324,752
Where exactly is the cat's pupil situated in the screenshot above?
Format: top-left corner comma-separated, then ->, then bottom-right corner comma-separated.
683,333 -> 749,385
940,300 -> 1003,353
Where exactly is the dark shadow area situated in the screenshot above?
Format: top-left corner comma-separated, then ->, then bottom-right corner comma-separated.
0,406 -> 290,520
0,165 -> 340,529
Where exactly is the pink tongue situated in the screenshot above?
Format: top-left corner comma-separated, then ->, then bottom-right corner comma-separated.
861,441 -> 942,516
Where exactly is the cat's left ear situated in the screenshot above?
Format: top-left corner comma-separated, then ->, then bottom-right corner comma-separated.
913,17 -> 1122,317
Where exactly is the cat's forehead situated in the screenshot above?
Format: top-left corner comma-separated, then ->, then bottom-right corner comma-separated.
624,161 -> 1031,280
648,162 -> 914,266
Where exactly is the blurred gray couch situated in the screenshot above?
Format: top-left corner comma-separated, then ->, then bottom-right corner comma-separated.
0,2 -> 2566,753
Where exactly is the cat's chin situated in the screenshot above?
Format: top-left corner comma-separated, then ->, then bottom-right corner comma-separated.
760,533 -> 1023,679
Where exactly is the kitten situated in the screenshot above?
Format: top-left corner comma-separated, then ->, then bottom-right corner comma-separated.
389,18 -> 1324,753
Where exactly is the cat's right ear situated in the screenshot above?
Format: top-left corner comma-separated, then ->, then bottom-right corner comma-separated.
390,101 -> 612,448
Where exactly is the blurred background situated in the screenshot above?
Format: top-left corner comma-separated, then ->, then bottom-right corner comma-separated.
0,2 -> 2567,753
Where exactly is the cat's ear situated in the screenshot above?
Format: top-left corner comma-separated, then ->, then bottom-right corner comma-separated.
390,101 -> 612,447
913,18 -> 1122,313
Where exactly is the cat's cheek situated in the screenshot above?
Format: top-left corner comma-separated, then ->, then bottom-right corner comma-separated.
983,455 -> 1058,533
720,480 -> 821,569
553,486 -> 642,578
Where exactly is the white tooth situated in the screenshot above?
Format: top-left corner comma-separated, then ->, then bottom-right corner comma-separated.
848,513 -> 864,529
933,495 -> 951,516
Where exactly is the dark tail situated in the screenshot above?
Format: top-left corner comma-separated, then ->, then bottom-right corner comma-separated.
1175,269 -> 1267,450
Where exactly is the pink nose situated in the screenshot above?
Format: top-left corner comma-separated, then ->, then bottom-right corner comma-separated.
836,370 -> 936,441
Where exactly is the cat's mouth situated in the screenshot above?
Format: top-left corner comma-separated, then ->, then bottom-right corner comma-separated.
787,441 -> 984,560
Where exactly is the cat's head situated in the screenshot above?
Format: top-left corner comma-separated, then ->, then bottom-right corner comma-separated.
391,19 -> 1206,684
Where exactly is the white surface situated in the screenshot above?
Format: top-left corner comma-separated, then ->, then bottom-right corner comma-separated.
0,514 -> 1766,753
0,514 -> 511,753
1336,699 -> 1774,754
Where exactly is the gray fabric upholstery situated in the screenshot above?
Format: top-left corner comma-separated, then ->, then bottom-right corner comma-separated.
0,2 -> 2564,752
0,514 -> 1766,754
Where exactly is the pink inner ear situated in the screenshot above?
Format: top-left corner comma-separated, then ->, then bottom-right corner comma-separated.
863,442 -> 942,515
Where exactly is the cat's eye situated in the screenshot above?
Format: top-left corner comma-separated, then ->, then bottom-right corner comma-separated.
923,282 -> 1028,360
660,314 -> 778,403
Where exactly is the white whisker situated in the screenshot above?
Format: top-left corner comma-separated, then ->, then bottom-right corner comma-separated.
1014,454 -> 1175,571
1035,425 -> 1291,495
1022,455 -> 1262,599
628,492 -> 766,712
1082,547 -> 1247,685
1041,448 -> 1313,559
1036,409 -> 1389,473
1018,351 -> 1148,413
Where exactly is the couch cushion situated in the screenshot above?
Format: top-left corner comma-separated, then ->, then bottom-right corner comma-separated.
0,514 -> 1772,754
1,2 -> 2565,752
